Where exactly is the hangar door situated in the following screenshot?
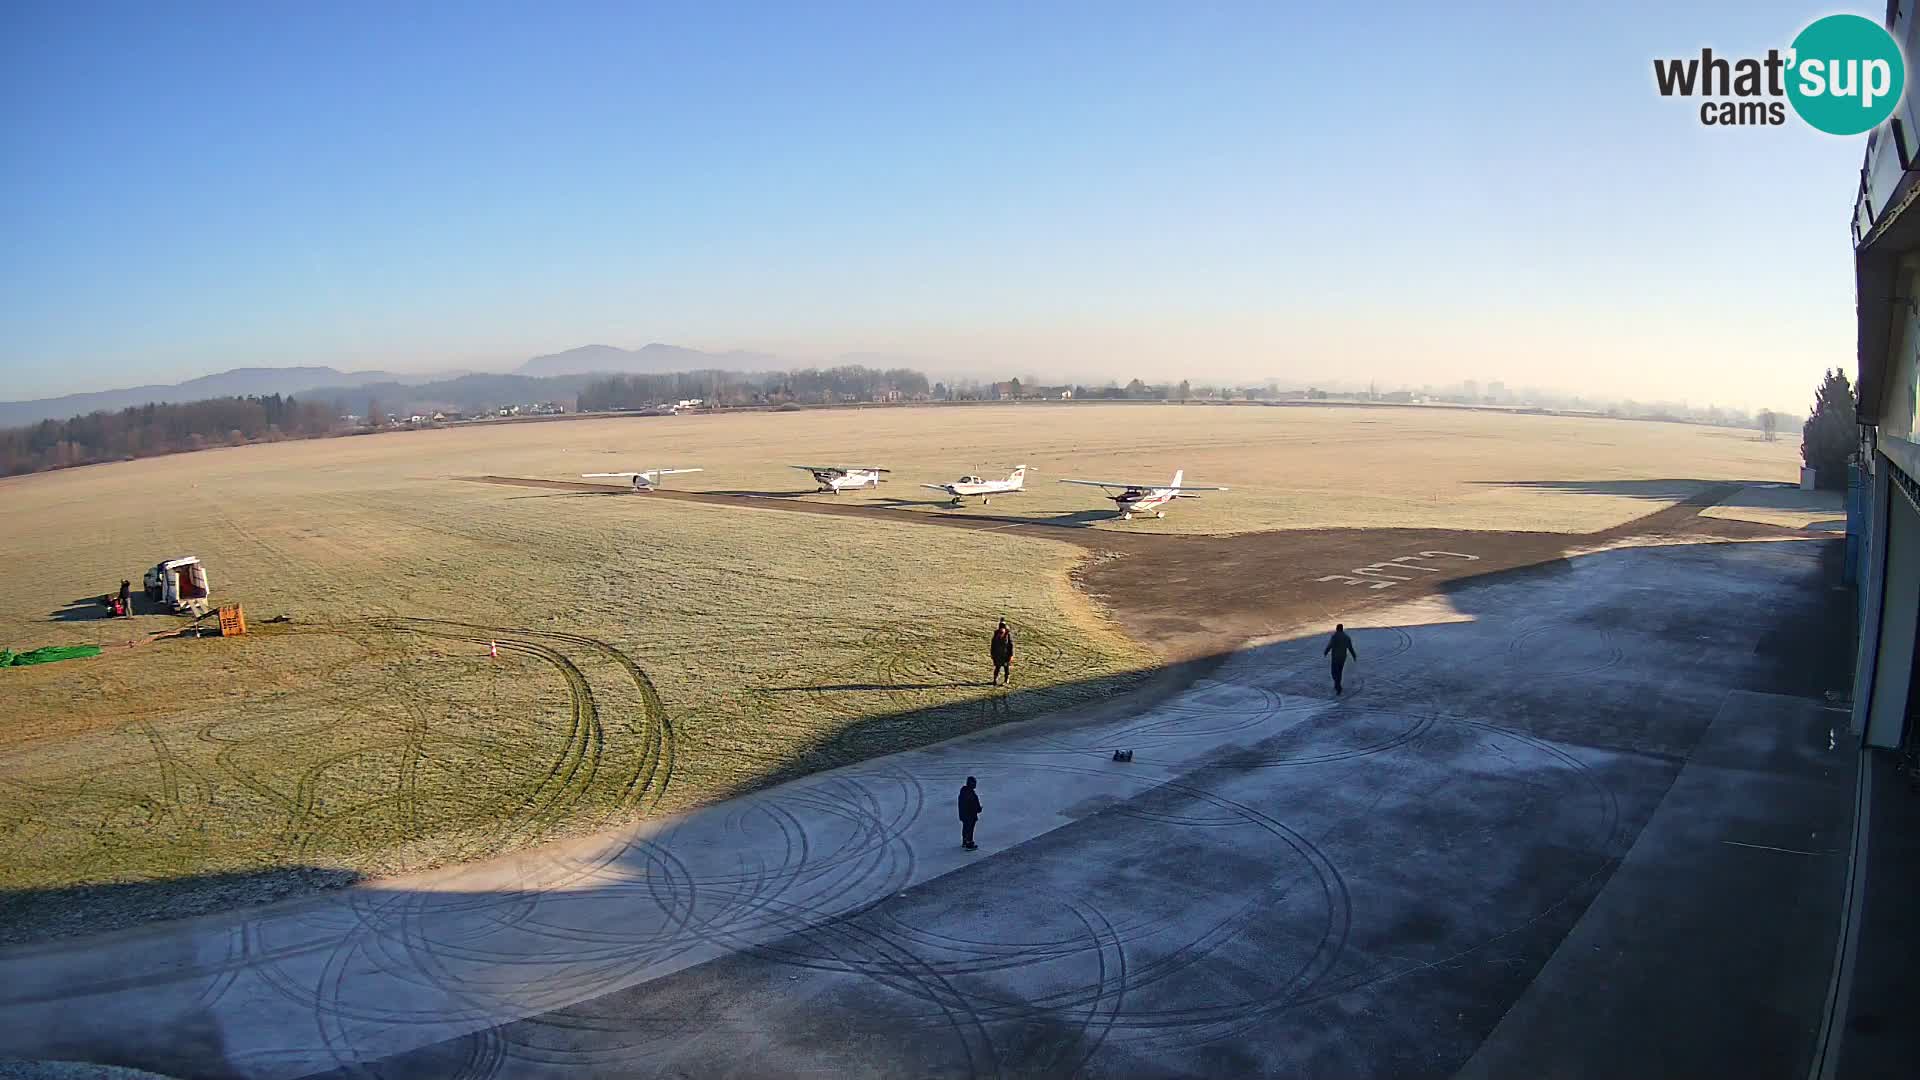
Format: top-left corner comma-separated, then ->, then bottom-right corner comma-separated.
1867,478 -> 1920,748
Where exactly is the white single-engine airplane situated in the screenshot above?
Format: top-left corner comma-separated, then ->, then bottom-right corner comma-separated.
1058,469 -> 1228,519
793,465 -> 890,493
580,467 -> 703,491
921,465 -> 1028,505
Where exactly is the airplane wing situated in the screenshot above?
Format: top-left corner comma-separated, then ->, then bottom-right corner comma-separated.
791,465 -> 843,475
652,468 -> 702,476
1058,478 -> 1154,489
920,483 -> 957,492
1167,485 -> 1229,492
582,472 -> 644,479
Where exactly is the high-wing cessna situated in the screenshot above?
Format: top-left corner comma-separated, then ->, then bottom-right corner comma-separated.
580,467 -> 703,491
921,465 -> 1028,505
793,465 -> 889,492
1057,469 -> 1228,519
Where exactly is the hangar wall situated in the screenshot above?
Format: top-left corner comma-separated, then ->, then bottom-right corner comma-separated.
1853,251 -> 1920,749
1865,481 -> 1918,747
1850,0 -> 1920,750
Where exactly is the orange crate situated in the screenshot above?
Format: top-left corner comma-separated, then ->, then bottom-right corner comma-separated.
218,603 -> 246,637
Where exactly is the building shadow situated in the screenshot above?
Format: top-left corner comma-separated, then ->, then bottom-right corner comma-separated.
759,681 -> 988,692
0,536 -> 1858,1080
1469,478 -> 1783,501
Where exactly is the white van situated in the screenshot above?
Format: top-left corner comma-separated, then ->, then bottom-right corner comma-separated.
143,556 -> 211,617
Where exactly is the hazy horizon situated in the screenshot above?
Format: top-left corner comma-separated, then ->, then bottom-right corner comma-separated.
1,2 -> 1866,412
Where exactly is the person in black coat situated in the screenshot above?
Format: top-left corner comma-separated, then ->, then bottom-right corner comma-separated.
958,776 -> 982,850
990,619 -> 1015,686
1324,623 -> 1358,695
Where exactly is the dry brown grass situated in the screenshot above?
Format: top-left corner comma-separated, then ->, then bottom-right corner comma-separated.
0,402 -> 1792,935
1699,483 -> 1845,530
0,438 -> 1151,935
411,402 -> 1793,534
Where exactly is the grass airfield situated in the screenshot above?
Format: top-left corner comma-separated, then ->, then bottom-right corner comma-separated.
511,402 -> 1792,533
0,403 -> 1801,939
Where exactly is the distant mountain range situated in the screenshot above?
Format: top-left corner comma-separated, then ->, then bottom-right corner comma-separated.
0,366 -> 435,428
515,343 -> 780,378
0,343 -> 923,427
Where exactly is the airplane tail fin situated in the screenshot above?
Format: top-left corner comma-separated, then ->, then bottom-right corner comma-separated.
1010,465 -> 1027,488
1171,469 -> 1183,490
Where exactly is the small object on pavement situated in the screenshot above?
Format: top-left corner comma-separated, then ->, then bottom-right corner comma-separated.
1112,749 -> 1134,762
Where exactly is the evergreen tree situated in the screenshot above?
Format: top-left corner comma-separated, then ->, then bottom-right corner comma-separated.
1799,368 -> 1857,489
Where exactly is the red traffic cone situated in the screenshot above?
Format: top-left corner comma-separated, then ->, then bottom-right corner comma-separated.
488,640 -> 498,659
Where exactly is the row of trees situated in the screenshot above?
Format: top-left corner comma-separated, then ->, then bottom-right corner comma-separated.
578,366 -> 932,411
0,394 -> 336,477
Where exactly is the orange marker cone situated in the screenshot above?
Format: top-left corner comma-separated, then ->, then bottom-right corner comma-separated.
488,640 -> 498,659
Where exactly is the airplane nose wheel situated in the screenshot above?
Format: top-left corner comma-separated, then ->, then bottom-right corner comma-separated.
1121,512 -> 1133,520
1155,511 -> 1165,518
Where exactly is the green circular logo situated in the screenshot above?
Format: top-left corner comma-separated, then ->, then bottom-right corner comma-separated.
1787,14 -> 1906,135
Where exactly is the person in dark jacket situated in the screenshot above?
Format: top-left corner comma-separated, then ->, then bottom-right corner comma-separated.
116,579 -> 132,617
1324,623 -> 1358,694
990,619 -> 1015,686
958,776 -> 982,849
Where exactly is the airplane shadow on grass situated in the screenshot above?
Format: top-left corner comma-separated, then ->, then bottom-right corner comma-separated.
923,508 -> 1119,529
703,489 -> 819,499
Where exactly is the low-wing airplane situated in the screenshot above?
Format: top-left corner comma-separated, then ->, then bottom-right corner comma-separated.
921,465 -> 1028,505
1057,469 -> 1228,519
580,467 -> 703,491
793,465 -> 889,492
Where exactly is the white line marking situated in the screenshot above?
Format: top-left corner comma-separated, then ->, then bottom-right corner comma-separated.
1719,839 -> 1840,857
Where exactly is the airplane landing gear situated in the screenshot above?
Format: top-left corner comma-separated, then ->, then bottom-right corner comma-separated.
1155,511 -> 1165,518
1121,511 -> 1133,520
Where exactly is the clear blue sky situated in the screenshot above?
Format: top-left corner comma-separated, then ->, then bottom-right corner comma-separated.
0,1 -> 1872,410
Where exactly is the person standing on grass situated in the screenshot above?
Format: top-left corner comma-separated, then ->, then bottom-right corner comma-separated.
990,618 -> 1015,686
1324,623 -> 1358,695
958,776 -> 982,850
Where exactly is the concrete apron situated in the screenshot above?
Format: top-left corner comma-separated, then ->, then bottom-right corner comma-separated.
0,539 -> 1850,1079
